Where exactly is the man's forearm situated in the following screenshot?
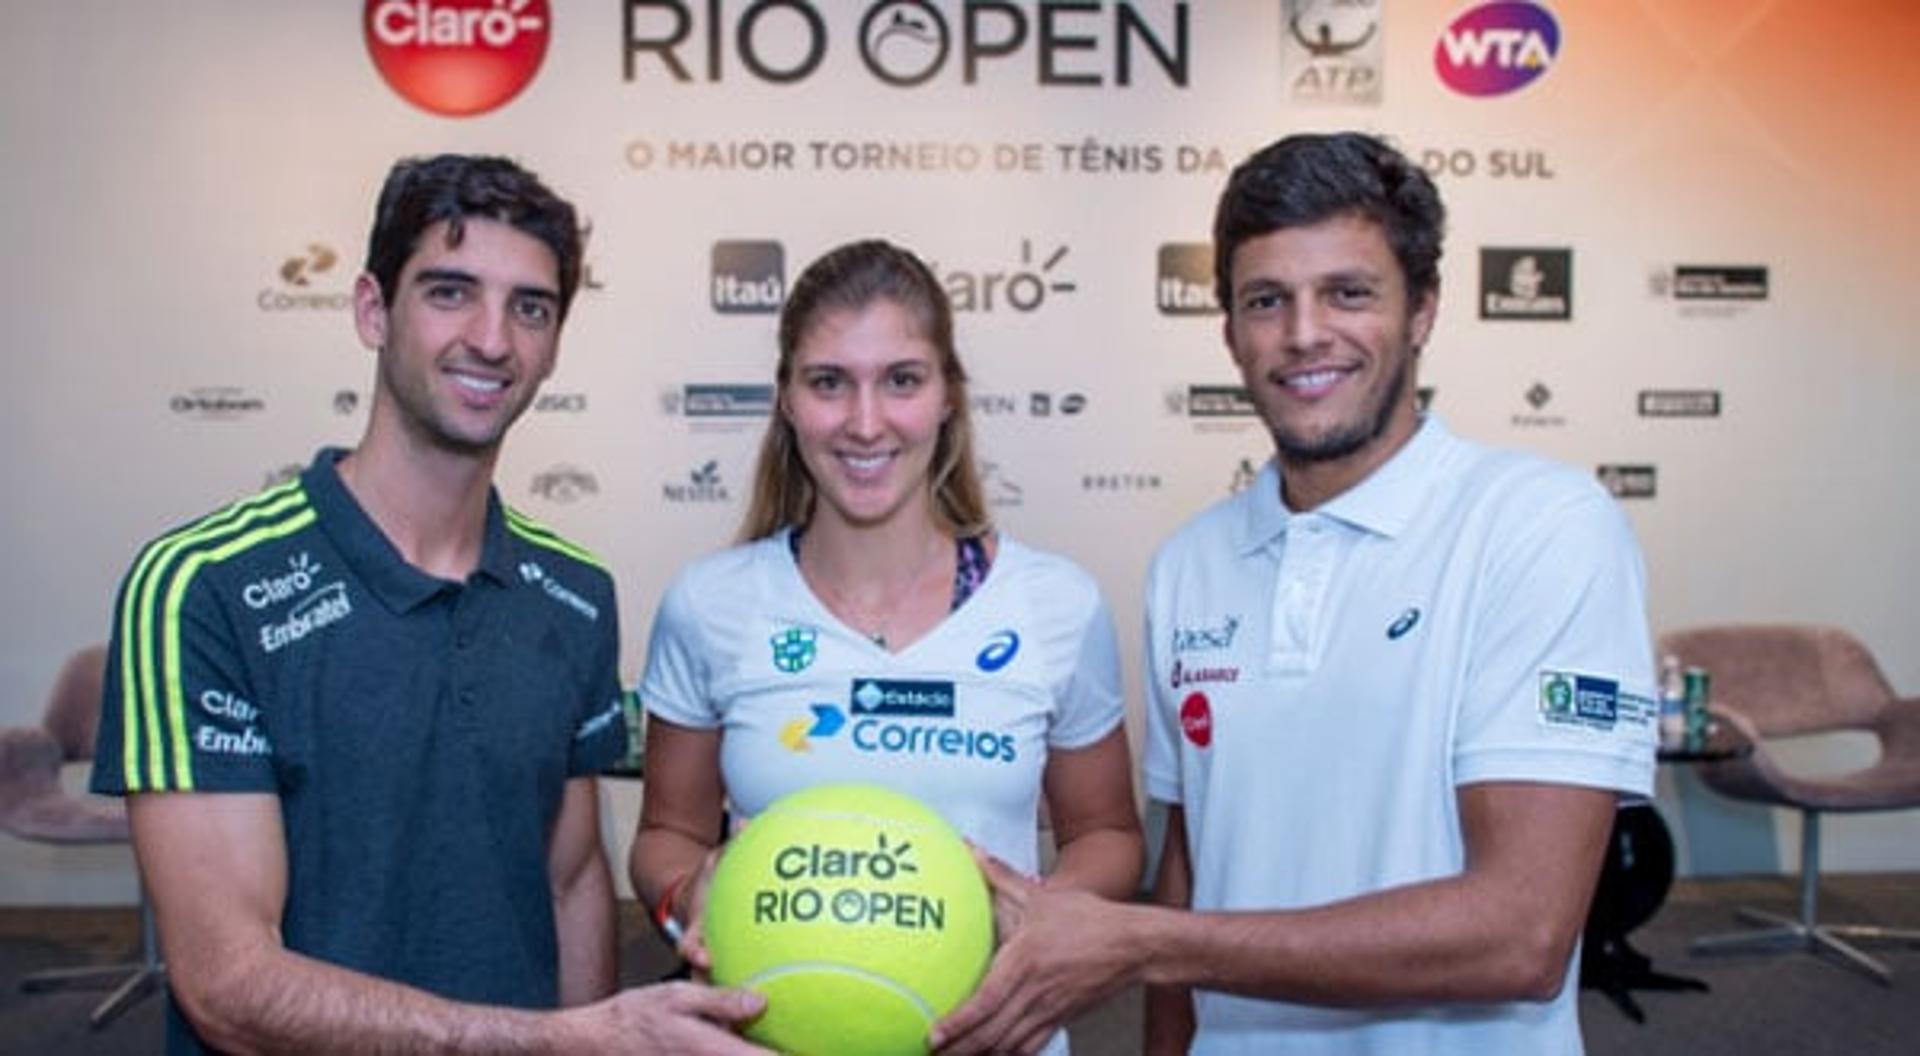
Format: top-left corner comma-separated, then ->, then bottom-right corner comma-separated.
180,944 -> 577,1056
1129,783 -> 1613,1007
1041,826 -> 1144,901
1127,872 -> 1578,1006
1141,812 -> 1194,1054
553,850 -> 618,1006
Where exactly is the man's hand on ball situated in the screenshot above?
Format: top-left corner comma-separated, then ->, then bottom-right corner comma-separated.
930,850 -> 1140,1056
560,982 -> 769,1054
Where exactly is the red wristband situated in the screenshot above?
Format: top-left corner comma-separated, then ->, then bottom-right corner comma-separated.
654,873 -> 688,943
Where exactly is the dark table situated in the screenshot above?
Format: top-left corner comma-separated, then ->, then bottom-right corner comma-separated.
1581,722 -> 1752,1023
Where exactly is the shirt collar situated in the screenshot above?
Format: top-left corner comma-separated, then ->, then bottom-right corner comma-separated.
1234,459 -> 1291,557
1234,416 -> 1455,554
302,447 -> 514,613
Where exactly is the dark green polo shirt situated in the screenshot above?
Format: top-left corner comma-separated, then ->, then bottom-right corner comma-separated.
94,448 -> 626,1054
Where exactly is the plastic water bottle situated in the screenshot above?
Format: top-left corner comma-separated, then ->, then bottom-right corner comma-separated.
1659,654 -> 1686,748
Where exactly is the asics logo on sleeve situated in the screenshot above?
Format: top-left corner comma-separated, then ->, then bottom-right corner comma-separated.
1387,607 -> 1421,640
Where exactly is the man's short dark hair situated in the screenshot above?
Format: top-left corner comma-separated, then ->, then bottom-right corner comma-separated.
365,154 -> 583,322
1212,132 -> 1445,313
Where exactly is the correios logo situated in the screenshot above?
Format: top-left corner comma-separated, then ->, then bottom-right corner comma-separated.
263,244 -> 353,313
364,0 -> 551,117
1435,1 -> 1559,98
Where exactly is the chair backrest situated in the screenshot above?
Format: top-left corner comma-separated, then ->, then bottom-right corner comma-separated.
41,644 -> 107,763
1656,624 -> 1895,738
2,645 -> 125,844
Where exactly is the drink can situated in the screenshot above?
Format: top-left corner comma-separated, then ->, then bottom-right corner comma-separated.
1684,667 -> 1710,708
1683,666 -> 1712,749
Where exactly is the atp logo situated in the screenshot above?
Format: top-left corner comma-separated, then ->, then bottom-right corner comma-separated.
1434,1 -> 1559,98
976,631 -> 1020,672
771,627 -> 818,674
363,0 -> 551,117
861,1 -> 946,86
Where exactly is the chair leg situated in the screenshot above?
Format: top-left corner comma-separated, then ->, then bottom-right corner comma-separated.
1732,907 -> 1798,930
19,964 -> 141,991
89,963 -> 161,1028
17,895 -> 166,1029
1689,811 -> 1914,985
1691,924 -> 1805,955
1825,924 -> 1920,945
91,897 -> 165,1028
1808,928 -> 1893,986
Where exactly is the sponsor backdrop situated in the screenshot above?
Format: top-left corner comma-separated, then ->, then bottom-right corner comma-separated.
3,1 -> 1916,903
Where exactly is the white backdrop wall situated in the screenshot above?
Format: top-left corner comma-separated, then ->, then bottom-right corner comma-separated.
3,1 -> 1916,905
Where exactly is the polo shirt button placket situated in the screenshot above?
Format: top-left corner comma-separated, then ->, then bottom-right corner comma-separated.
1269,515 -> 1338,676
450,592 -> 482,716
453,594 -> 474,654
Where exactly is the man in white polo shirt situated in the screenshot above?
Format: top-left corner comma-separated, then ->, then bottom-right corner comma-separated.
932,132 -> 1657,1055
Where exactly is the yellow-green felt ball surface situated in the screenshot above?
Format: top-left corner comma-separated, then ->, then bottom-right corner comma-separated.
704,784 -> 993,1055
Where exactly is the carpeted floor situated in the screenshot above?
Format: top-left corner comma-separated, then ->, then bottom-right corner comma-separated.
3,874 -> 1916,1054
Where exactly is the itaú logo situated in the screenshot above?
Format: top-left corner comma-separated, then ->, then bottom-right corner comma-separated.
364,0 -> 550,117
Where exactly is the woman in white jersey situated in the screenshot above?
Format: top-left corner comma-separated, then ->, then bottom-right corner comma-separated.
630,239 -> 1143,1051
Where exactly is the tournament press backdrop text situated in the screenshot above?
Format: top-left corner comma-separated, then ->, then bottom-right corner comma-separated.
2,0 -> 1916,902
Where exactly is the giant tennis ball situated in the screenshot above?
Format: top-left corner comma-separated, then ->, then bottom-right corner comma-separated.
704,784 -> 993,1055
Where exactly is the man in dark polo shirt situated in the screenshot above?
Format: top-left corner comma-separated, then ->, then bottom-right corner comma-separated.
92,155 -> 768,1054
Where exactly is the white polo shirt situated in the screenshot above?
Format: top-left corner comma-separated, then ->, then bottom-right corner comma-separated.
643,530 -> 1124,875
1143,416 -> 1656,1056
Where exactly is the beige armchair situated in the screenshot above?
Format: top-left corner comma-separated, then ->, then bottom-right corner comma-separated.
1659,624 -> 1920,983
2,644 -> 163,1027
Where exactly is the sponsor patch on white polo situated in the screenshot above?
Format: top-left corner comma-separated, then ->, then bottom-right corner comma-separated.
1538,670 -> 1654,732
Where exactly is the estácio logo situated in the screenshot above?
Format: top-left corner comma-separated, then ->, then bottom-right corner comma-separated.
364,0 -> 551,117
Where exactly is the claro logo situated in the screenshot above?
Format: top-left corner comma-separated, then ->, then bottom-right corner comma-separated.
364,0 -> 551,117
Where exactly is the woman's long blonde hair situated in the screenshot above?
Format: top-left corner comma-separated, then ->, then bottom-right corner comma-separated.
739,239 -> 989,542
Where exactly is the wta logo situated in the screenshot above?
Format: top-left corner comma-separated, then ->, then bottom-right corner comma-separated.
363,0 -> 550,116
1434,2 -> 1559,98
